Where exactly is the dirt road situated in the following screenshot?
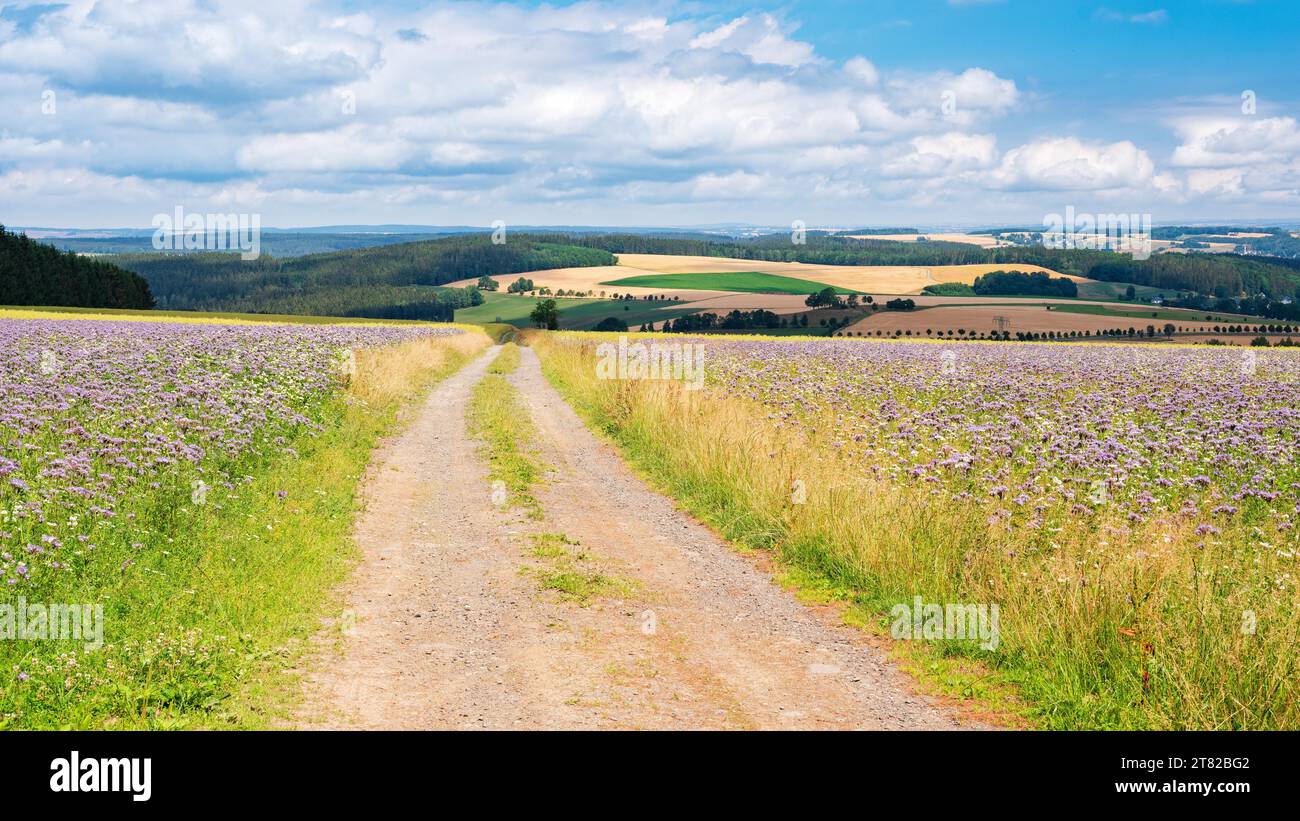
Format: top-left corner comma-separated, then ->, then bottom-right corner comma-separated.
299,345 -> 978,730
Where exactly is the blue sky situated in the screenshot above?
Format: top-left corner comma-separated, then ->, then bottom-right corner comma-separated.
1,0 -> 1297,228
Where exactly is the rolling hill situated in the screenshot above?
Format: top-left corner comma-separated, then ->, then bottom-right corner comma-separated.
0,225 -> 154,309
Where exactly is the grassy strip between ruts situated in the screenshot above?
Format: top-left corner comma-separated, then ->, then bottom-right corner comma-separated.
523,532 -> 637,607
525,331 -> 1026,726
526,331 -> 1299,730
466,344 -> 544,520
0,328 -> 490,729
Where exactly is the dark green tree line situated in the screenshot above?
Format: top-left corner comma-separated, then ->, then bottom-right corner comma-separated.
0,226 -> 154,309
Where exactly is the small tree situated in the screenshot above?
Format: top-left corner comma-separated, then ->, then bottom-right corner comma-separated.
594,316 -> 628,333
530,299 -> 559,330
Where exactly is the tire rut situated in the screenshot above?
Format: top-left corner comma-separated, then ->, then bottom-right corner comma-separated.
298,343 -> 983,730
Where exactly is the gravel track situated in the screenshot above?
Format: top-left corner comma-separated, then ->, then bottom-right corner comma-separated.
299,344 -> 981,730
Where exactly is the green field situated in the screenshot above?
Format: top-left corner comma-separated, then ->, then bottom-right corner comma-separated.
600,271 -> 859,295
455,291 -> 703,330
454,291 -> 601,325
1074,280 -> 1170,301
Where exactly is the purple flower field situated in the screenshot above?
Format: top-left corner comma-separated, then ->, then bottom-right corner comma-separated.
0,319 -> 461,589
706,339 -> 1300,534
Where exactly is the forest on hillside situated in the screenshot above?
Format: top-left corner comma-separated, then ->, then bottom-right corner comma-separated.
0,226 -> 154,309
113,234 -> 614,316
562,233 -> 1300,298
40,231 -> 454,257
55,228 -> 1300,321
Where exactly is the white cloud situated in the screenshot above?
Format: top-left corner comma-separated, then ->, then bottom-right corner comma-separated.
691,170 -> 768,200
1170,117 -> 1300,168
844,56 -> 879,87
688,15 -> 817,67
2,0 -> 1285,224
1186,168 -> 1245,196
0,136 -> 89,163
883,132 -> 997,178
987,137 -> 1154,191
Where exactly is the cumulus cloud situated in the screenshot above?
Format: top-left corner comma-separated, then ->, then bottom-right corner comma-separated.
882,132 -> 997,178
0,2 -> 1023,222
0,3 -> 379,107
1,0 -> 1281,224
688,14 -> 817,67
986,137 -> 1155,191
1170,117 -> 1300,168
843,56 -> 879,87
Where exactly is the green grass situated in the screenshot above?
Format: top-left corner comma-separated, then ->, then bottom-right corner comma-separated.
466,345 -> 544,519
487,343 -> 522,374
600,271 -> 860,295
530,532 -> 582,559
0,335 -> 484,728
1074,280 -> 1169,301
524,533 -> 635,606
532,335 -> 1300,729
478,322 -> 518,343
455,291 -> 600,326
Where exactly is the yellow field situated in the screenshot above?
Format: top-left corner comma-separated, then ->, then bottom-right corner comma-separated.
844,233 -> 1010,248
451,253 -> 1082,298
449,263 -> 727,299
0,305 -> 472,330
1164,243 -> 1239,254
617,253 -> 934,292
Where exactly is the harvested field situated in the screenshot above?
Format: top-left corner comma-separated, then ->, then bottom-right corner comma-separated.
670,293 -> 810,315
448,264 -> 726,299
841,304 -> 1226,336
462,253 -> 1085,298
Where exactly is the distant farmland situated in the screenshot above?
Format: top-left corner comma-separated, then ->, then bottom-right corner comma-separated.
600,271 -> 860,295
